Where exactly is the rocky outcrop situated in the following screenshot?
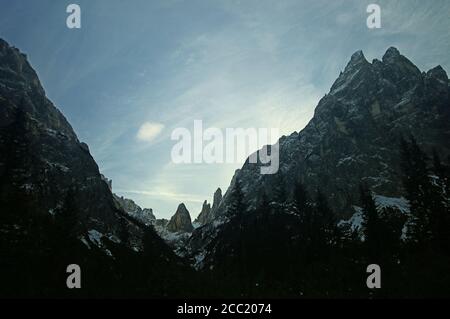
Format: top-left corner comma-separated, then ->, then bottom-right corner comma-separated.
167,203 -> 194,233
195,200 -> 211,226
194,188 -> 223,226
101,174 -> 113,191
113,194 -> 156,225
211,188 -> 223,215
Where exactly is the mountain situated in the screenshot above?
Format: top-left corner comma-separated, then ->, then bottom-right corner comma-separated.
221,47 -> 448,218
113,193 -> 193,253
167,203 -> 194,233
187,47 -> 450,270
0,38 -> 138,243
112,191 -> 196,252
1,37 -> 449,298
194,188 -> 223,226
113,194 -> 156,226
195,201 -> 211,226
0,38 -> 194,297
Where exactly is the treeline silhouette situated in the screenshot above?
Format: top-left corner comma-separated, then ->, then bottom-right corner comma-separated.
203,136 -> 450,298
0,136 -> 449,298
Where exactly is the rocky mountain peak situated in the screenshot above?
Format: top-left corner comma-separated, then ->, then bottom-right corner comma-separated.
194,188 -> 224,226
379,47 -> 422,88
348,50 -> 368,65
342,50 -> 370,73
167,203 -> 193,233
427,65 -> 448,82
201,200 -> 211,213
382,46 -> 401,62
212,188 -> 223,210
194,200 -> 212,225
0,39 -> 44,96
113,194 -> 156,226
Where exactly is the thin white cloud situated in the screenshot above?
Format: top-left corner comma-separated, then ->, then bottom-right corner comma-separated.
136,122 -> 165,142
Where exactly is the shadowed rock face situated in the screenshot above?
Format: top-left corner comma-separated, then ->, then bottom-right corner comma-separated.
211,188 -> 223,213
167,203 -> 194,233
195,200 -> 211,225
215,47 -> 450,219
0,38 -> 165,248
187,47 -> 450,262
113,194 -> 156,226
195,188 -> 223,226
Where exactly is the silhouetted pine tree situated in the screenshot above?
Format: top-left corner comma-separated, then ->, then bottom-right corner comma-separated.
228,177 -> 245,216
400,136 -> 433,245
118,216 -> 130,245
400,136 -> 450,253
431,149 -> 450,253
292,180 -> 309,216
258,191 -> 271,216
378,206 -> 406,259
314,190 -> 338,247
54,188 -> 79,242
272,173 -> 287,205
360,184 -> 382,261
142,227 -> 156,258
292,180 -> 312,245
0,101 -> 29,198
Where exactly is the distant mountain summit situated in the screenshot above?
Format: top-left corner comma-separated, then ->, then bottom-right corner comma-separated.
113,194 -> 156,225
195,200 -> 211,226
195,188 -> 223,226
167,203 -> 194,233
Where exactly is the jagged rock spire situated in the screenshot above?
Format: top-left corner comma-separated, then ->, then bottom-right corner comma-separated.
382,46 -> 401,63
212,188 -> 223,213
167,203 -> 194,233
194,187 -> 223,226
195,200 -> 212,225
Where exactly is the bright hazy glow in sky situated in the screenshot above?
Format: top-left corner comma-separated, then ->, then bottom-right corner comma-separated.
1,0 -> 449,219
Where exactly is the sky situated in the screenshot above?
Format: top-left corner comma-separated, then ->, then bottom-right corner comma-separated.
1,0 -> 449,219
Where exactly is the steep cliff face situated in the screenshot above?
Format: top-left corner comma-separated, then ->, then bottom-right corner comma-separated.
167,203 -> 194,233
187,47 -> 450,265
195,200 -> 211,226
195,188 -> 223,226
0,39 -> 121,235
0,38 -> 172,255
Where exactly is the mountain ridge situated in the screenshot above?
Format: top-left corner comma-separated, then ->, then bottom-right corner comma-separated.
186,46 -> 450,265
0,38 -> 185,289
